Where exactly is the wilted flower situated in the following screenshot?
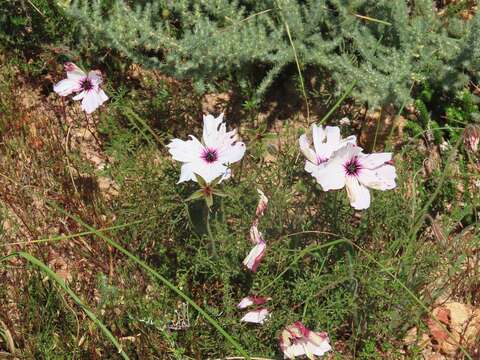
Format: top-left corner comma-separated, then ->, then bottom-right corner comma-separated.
464,124 -> 480,153
255,189 -> 269,219
240,308 -> 270,324
238,296 -> 271,324
249,224 -> 263,244
53,62 -> 108,114
237,295 -> 271,309
243,224 -> 266,272
279,322 -> 331,359
243,240 -> 266,272
243,189 -> 268,272
313,143 -> 396,210
167,113 -> 246,184
299,124 -> 356,177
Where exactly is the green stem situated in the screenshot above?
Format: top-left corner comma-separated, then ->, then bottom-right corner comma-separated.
206,207 -> 217,256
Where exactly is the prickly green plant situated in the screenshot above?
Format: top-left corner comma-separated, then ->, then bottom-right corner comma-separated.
68,0 -> 480,107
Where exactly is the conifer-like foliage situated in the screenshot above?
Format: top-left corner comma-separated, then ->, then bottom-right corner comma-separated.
70,0 -> 479,106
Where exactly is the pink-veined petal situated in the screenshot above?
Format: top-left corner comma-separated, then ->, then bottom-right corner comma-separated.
240,308 -> 270,324
319,126 -> 341,158
167,136 -> 204,163
299,133 -> 318,164
237,297 -> 254,309
72,90 -> 86,101
217,141 -> 246,164
313,163 -> 346,191
178,163 -> 196,183
243,242 -> 266,272
342,135 -> 357,147
311,124 -> 327,157
304,160 -> 318,175
97,88 -> 108,103
65,62 -> 86,81
345,176 -> 371,210
53,78 -> 82,96
203,113 -> 225,148
360,152 -> 392,169
191,160 -> 229,184
81,89 -> 108,114
358,165 -> 397,191
88,70 -> 103,86
304,339 -> 332,358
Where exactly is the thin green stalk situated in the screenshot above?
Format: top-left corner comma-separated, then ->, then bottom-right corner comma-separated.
354,14 -> 392,26
275,0 -> 310,124
319,80 -> 357,125
0,252 -> 129,360
51,204 -> 250,359
1,218 -> 149,248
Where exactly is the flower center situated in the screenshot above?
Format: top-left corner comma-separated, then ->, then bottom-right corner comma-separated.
201,148 -> 218,163
344,157 -> 361,176
81,78 -> 93,91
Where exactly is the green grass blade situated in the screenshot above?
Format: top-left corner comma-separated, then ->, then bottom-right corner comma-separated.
122,108 -> 164,146
319,80 -> 357,125
0,218 -> 149,248
0,252 -> 130,360
52,204 -> 251,359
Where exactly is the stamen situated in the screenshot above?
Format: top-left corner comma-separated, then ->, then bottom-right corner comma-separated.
201,148 -> 218,163
344,156 -> 361,176
81,78 -> 93,91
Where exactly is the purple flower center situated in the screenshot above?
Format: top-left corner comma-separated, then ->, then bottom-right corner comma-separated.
81,78 -> 93,91
201,148 -> 218,163
344,156 -> 361,176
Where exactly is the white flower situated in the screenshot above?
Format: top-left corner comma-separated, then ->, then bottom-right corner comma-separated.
240,308 -> 270,324
299,124 -> 356,177
53,62 -> 108,114
167,113 -> 246,184
313,143 -> 397,210
279,322 -> 332,359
